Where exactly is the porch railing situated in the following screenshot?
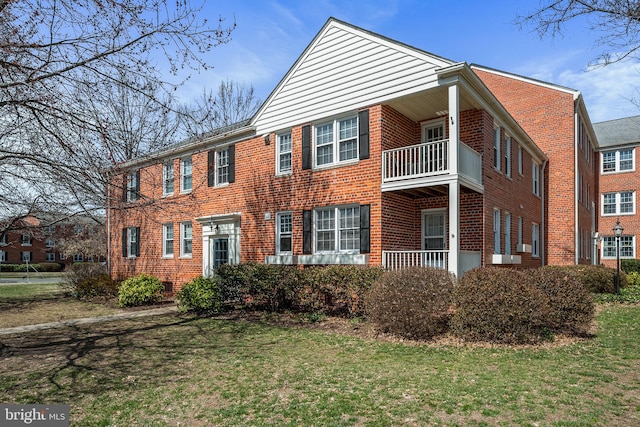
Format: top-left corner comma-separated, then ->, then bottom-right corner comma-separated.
382,250 -> 448,271
459,141 -> 482,183
382,139 -> 448,182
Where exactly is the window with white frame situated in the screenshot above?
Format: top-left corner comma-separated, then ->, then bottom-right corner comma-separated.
163,162 -> 174,196
126,171 -> 139,202
180,221 -> 192,257
578,173 -> 583,203
277,132 -> 292,174
422,120 -> 445,142
59,253 -> 67,260
73,254 -> 83,262
216,148 -> 229,185
276,212 -> 292,254
45,252 -> 55,262
517,216 -> 523,246
602,191 -> 635,215
21,234 -> 31,246
518,144 -> 523,176
505,136 -> 512,178
493,126 -> 501,171
162,223 -> 174,257
124,227 -> 139,258
21,251 -> 31,262
181,157 -> 192,192
532,162 -> 540,196
315,206 -> 360,253
504,212 -> 511,255
422,210 -> 446,250
493,209 -> 501,254
532,223 -> 540,258
602,148 -> 635,173
0,250 -> 5,262
602,235 -> 635,258
43,224 -> 55,233
45,238 -> 54,248
0,234 -> 6,245
314,116 -> 358,167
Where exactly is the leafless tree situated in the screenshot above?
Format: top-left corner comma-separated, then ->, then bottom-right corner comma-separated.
517,0 -> 640,66
0,0 -> 236,234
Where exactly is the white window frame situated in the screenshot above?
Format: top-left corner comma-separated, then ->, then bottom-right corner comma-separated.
493,208 -> 501,254
518,144 -> 523,176
162,223 -> 174,258
532,162 -> 540,196
21,234 -> 31,246
276,212 -> 293,255
0,234 -> 6,245
313,115 -> 359,168
276,132 -> 292,175
602,235 -> 636,259
180,221 -> 193,258
493,126 -> 501,171
421,209 -> 447,251
163,162 -> 174,196
0,250 -> 5,262
517,216 -> 523,246
504,212 -> 511,255
314,205 -> 360,254
125,227 -> 139,259
601,148 -> 635,173
126,171 -> 139,202
73,254 -> 84,262
45,238 -> 55,248
21,251 -> 31,263
532,223 -> 540,258
45,252 -> 55,262
180,156 -> 192,193
505,136 -> 512,178
601,191 -> 636,216
215,148 -> 230,186
421,119 -> 446,143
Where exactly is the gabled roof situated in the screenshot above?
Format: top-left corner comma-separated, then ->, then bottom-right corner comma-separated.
593,115 -> 640,149
251,17 -> 456,134
470,64 -> 580,97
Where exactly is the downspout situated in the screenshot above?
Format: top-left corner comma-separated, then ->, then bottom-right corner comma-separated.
106,178 -> 111,276
541,159 -> 548,266
574,108 -> 580,265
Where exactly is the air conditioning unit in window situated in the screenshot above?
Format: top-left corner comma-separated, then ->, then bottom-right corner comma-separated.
517,244 -> 532,253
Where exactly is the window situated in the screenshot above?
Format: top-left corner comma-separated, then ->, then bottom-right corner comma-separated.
21,251 -> 31,263
181,157 -> 192,192
276,212 -> 292,254
602,235 -> 635,259
517,216 -> 523,246
126,171 -> 139,202
45,253 -> 55,262
122,227 -> 140,258
59,253 -> 67,260
578,174 -> 583,203
532,223 -> 540,258
162,223 -> 174,257
602,191 -> 635,215
315,206 -> 360,253
504,212 -> 511,255
180,221 -> 192,257
0,234 -> 6,245
45,238 -> 54,248
43,224 -> 55,233
21,234 -> 31,246
0,250 -> 5,262
493,126 -> 501,171
277,132 -> 292,174
422,120 -> 445,142
532,162 -> 540,196
493,209 -> 501,254
505,136 -> 512,178
518,145 -> 523,175
163,162 -> 174,196
216,148 -> 229,185
602,148 -> 635,173
73,254 -> 84,262
315,116 -> 358,167
422,211 -> 446,250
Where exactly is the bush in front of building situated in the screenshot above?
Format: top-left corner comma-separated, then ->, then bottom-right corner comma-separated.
0,263 -> 63,272
622,259 -> 640,274
365,266 -> 455,340
542,265 -> 627,294
527,268 -> 595,335
62,263 -> 110,299
451,267 -> 552,344
177,276 -> 223,314
118,273 -> 164,307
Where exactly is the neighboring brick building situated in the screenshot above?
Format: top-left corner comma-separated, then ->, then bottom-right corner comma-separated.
108,18 -> 558,291
472,66 -> 599,266
593,115 -> 640,267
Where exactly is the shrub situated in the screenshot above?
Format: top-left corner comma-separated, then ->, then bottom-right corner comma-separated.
365,267 -> 455,340
627,271 -> 640,287
622,259 -> 640,274
76,274 -> 119,299
542,265 -> 627,294
62,263 -> 108,298
527,268 -> 594,335
177,276 -> 223,314
451,267 -> 551,344
37,262 -> 64,272
118,273 -> 164,307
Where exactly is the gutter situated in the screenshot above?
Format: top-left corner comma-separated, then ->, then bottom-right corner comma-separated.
541,159 -> 548,266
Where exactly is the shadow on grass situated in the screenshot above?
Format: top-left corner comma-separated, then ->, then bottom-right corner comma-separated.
0,313 -> 265,404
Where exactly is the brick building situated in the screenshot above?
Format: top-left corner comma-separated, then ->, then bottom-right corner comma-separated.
593,115 -> 640,267
107,18 -> 600,291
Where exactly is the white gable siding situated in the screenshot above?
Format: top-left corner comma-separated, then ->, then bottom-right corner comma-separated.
254,21 -> 453,134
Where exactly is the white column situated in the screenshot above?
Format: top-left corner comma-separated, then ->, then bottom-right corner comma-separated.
448,84 -> 459,174
448,181 -> 460,277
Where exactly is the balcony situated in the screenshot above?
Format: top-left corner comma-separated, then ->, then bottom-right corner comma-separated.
382,139 -> 482,192
382,250 -> 448,271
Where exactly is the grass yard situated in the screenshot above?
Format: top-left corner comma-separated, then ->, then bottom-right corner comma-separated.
0,304 -> 639,426
0,283 -> 119,328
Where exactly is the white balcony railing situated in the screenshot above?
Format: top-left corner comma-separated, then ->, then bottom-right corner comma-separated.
459,142 -> 482,183
382,139 -> 448,182
382,250 -> 448,271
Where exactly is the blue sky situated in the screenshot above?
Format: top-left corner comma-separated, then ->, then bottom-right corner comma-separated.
175,0 -> 640,123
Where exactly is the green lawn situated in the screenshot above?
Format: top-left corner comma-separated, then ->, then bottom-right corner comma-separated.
1,305 -> 639,426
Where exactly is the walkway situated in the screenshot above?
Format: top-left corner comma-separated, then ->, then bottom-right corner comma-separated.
0,306 -> 178,336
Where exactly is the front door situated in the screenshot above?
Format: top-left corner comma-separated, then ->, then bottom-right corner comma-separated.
212,238 -> 229,269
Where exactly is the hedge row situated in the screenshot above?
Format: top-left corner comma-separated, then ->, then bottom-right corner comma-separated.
0,262 -> 65,272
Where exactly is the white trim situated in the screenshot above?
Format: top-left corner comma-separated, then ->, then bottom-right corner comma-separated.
532,223 -> 540,258
276,211 -> 293,255
162,162 -> 174,197
601,235 -> 636,259
421,118 -> 447,143
298,254 -> 368,265
601,148 -> 636,174
180,221 -> 193,258
180,156 -> 192,193
601,191 -> 636,216
314,205 -> 361,254
275,131 -> 293,176
421,208 -> 447,251
162,223 -> 174,258
313,114 -> 359,169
